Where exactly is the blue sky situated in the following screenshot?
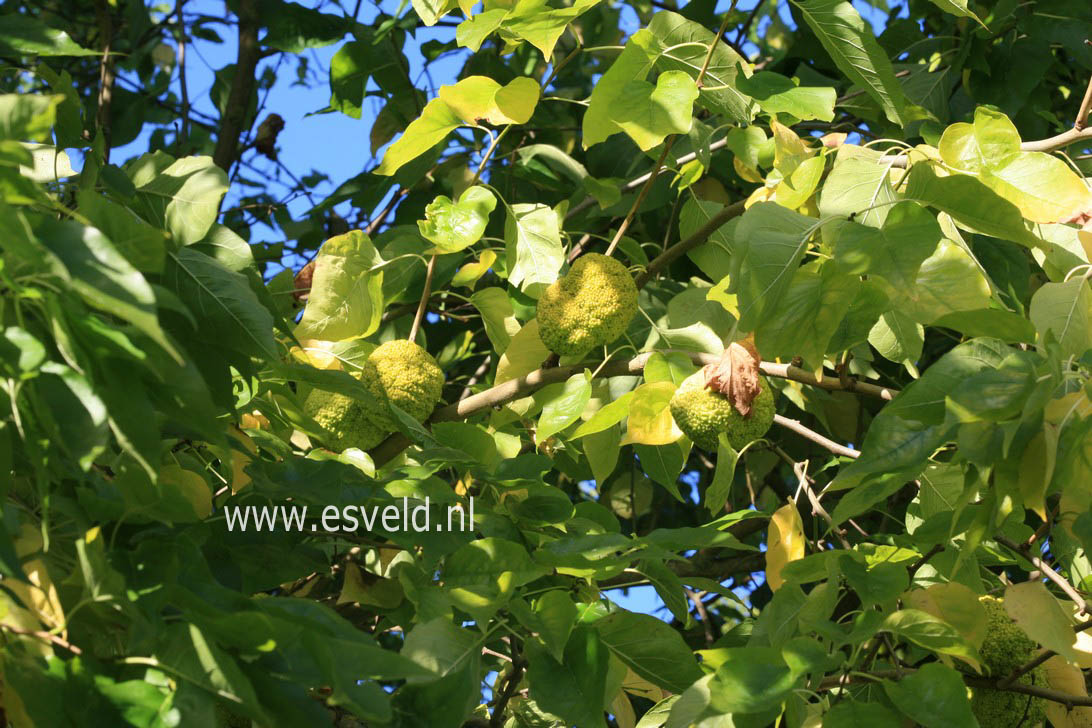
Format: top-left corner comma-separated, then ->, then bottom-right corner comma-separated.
115,0 -> 897,271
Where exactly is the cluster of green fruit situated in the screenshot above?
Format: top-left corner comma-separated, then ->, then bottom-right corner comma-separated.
305,252 -> 774,454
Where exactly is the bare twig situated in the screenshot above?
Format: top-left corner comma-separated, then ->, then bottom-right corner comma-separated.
1075,43 -> 1092,131
996,535 -> 1088,615
175,0 -> 189,147
773,415 -> 860,460
686,589 -> 716,646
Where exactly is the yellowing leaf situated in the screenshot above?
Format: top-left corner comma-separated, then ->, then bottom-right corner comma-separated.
1017,423 -> 1057,520
902,582 -> 987,649
438,76 -> 540,126
775,155 -> 825,209
453,250 -> 497,288
294,230 -> 384,342
766,501 -> 805,592
160,464 -> 212,519
939,108 -> 1092,223
620,381 -> 681,446
1004,581 -> 1079,663
1043,656 -> 1092,728
227,426 -> 258,494
612,70 -> 699,151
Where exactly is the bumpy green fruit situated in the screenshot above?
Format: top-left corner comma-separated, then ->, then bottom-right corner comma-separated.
669,371 -> 775,451
537,253 -> 638,355
303,339 -> 444,451
970,596 -> 1047,727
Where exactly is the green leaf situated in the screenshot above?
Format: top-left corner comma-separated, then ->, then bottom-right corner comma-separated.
0,17 -> 98,56
329,41 -> 371,119
582,29 -> 658,149
737,71 -> 836,121
294,230 -> 384,342
455,9 -> 507,53
401,618 -> 482,680
876,240 -> 992,325
611,70 -> 699,151
76,191 -> 168,273
643,352 -> 697,386
411,0 -> 457,26
573,393 -> 634,442
634,559 -> 691,624
1030,278 -> 1092,360
536,372 -> 593,442
260,0 -> 347,52
926,0 -> 986,26
869,310 -> 924,373
502,0 -> 601,58
704,435 -> 740,513
526,626 -> 609,728
882,609 -> 982,670
882,663 -> 977,728
704,647 -> 796,714
0,94 -> 62,142
131,156 -> 228,246
830,338 -> 1010,501
647,11 -> 754,122
534,591 -> 578,663
789,0 -> 909,125
635,442 -> 688,501
904,163 -> 1039,247
375,98 -> 462,176
418,186 -> 497,253
822,701 -> 903,728
166,248 -> 278,359
35,219 -> 178,360
731,202 -> 820,331
834,201 -> 943,291
1004,581 -> 1079,663
470,287 -> 519,353
756,262 -> 860,368
594,611 -> 703,693
818,146 -> 898,228
505,202 -> 565,295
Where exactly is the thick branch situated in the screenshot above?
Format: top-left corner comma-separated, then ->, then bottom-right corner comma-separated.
635,200 -> 746,289
212,0 -> 261,172
369,351 -> 895,466
94,0 -> 116,162
819,668 -> 1092,708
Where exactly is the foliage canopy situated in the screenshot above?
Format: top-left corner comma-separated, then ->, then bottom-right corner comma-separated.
1,0 -> 1092,726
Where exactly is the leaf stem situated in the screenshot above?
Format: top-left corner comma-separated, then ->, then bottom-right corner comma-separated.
407,254 -> 437,343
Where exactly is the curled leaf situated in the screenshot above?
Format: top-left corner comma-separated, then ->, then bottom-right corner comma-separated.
704,338 -> 762,416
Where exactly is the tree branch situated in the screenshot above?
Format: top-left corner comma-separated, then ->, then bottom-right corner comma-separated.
94,0 -> 116,163
635,200 -> 746,289
369,351 -> 895,466
212,0 -> 261,172
999,618 -> 1092,689
996,535 -> 1089,615
773,415 -> 859,460
819,668 -> 1092,708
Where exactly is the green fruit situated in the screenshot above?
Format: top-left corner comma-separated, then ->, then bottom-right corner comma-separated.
303,339 -> 444,451
669,371 -> 775,451
970,596 -> 1047,727
537,253 -> 638,356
